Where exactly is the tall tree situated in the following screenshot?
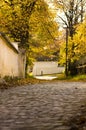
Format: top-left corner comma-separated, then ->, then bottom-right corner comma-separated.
72,19 -> 86,59
60,18 -> 86,69
0,0 -> 59,49
0,0 -> 59,75
29,2 -> 59,61
53,0 -> 86,75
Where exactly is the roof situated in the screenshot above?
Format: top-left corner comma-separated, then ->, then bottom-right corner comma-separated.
0,32 -> 19,53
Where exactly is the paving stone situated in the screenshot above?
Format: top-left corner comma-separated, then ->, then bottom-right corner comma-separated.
0,81 -> 86,129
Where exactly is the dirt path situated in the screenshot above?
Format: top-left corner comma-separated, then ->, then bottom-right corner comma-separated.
0,81 -> 86,130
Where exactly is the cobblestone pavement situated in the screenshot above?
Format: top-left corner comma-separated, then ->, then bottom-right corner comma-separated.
0,81 -> 86,130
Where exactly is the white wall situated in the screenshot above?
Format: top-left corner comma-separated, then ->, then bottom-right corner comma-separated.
12,42 -> 18,51
32,61 -> 64,76
0,37 -> 19,77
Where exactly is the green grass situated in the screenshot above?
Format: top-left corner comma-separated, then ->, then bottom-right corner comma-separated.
55,73 -> 86,81
72,74 -> 86,81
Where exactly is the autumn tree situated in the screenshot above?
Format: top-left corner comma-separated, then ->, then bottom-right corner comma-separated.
71,18 -> 86,61
0,0 -> 37,48
0,0 -> 59,75
0,0 -> 59,49
52,0 -> 86,75
29,4 -> 59,61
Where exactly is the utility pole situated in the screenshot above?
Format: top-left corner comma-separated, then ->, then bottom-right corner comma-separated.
65,27 -> 68,76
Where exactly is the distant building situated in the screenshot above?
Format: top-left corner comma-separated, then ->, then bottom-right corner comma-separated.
32,61 -> 64,76
0,32 -> 26,78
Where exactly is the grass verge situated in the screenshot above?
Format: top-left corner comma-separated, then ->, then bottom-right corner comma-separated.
0,76 -> 47,89
54,73 -> 86,81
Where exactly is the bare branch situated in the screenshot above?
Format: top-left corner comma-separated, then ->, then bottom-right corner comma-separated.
57,15 -> 68,27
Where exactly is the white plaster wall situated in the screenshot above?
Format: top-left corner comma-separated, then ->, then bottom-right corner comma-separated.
32,62 -> 65,76
0,37 -> 19,77
32,62 -> 59,76
12,42 -> 18,50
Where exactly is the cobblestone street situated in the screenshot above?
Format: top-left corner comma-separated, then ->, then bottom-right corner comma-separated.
0,81 -> 86,130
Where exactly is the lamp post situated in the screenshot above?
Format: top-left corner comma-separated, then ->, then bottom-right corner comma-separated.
65,27 -> 68,76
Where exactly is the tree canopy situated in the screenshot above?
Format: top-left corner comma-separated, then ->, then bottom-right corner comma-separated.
0,0 -> 59,61
0,0 -> 59,47
52,0 -> 86,75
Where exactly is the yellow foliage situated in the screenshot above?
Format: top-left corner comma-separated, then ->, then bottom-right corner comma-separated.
59,19 -> 86,65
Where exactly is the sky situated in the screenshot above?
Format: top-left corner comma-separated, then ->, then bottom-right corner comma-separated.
45,0 -> 66,30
